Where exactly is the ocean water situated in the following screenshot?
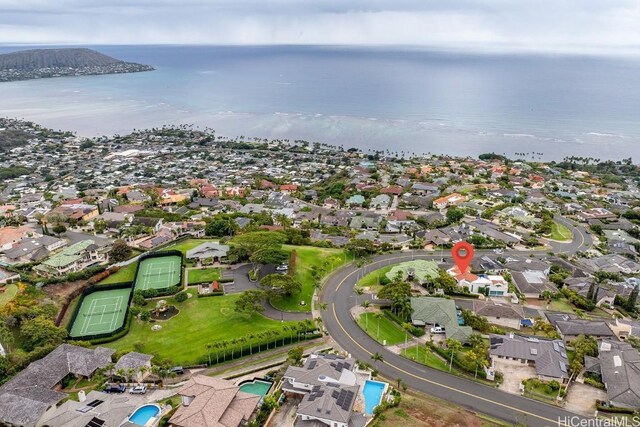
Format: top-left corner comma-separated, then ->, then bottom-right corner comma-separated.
1,45 -> 639,160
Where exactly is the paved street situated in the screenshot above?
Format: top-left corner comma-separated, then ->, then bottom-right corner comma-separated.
319,221 -> 596,427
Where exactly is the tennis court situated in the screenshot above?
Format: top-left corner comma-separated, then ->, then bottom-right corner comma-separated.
135,254 -> 182,291
69,288 -> 130,338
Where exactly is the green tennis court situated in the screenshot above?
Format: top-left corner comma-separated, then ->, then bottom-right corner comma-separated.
135,254 -> 182,291
69,288 -> 130,338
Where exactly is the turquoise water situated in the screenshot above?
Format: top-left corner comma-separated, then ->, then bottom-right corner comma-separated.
239,379 -> 272,396
129,404 -> 160,426
363,380 -> 386,415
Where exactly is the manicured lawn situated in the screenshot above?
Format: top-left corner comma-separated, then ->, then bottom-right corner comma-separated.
187,268 -> 221,285
551,221 -> 572,241
357,265 -> 393,294
98,262 -> 138,285
270,245 -> 347,312
546,298 -> 575,313
104,290 -> 301,365
357,312 -> 407,345
0,283 -> 18,307
400,345 -> 452,372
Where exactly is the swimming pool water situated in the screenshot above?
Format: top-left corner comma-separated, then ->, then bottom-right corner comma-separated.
129,404 -> 160,426
238,379 -> 272,396
363,380 -> 386,415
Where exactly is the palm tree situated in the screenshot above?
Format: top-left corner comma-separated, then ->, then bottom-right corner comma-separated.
374,313 -> 384,341
371,352 -> 384,370
355,288 -> 364,306
220,340 -> 228,362
248,334 -> 255,355
445,338 -> 463,372
206,344 -> 212,366
282,325 -> 288,346
319,302 -> 328,311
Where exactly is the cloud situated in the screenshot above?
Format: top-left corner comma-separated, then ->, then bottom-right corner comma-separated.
0,0 -> 639,53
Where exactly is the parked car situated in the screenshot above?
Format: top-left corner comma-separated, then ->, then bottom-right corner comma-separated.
129,385 -> 147,394
168,366 -> 184,375
430,326 -> 446,334
104,383 -> 126,393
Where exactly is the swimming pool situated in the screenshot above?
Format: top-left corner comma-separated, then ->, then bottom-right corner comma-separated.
129,404 -> 160,426
238,378 -> 273,396
362,380 -> 386,415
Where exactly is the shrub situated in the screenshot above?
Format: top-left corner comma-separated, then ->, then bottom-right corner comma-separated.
175,292 -> 188,303
140,311 -> 151,321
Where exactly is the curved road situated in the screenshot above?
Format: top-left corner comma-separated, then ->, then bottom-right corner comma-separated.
320,222 -> 593,427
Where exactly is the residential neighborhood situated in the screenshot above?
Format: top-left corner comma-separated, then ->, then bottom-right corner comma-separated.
1,118 -> 640,426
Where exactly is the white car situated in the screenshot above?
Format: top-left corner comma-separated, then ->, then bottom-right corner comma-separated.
129,385 -> 147,394
275,264 -> 289,272
430,326 -> 445,334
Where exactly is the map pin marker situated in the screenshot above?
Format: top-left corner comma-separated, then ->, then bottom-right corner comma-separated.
452,241 -> 474,274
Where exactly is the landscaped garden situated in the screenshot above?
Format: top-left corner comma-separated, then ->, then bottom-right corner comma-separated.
187,267 -> 221,285
105,289 -> 314,365
400,345 -> 455,372
0,283 -> 18,307
269,245 -> 347,312
357,312 -> 406,345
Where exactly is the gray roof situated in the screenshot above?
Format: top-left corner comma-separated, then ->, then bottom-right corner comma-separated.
411,297 -> 472,344
511,270 -> 555,296
0,344 -> 114,427
283,354 -> 357,390
489,334 -> 569,380
555,319 -> 615,338
473,301 -> 525,320
114,351 -> 152,371
598,340 -> 640,409
186,242 -> 230,259
296,384 -> 359,425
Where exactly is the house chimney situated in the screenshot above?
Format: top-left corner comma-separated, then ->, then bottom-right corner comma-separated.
78,390 -> 86,402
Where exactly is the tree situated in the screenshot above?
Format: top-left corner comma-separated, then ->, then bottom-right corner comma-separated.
20,316 -> 67,352
287,346 -> 304,366
175,292 -> 188,303
235,290 -> 267,314
626,284 -> 639,313
232,231 -> 287,270
371,352 -> 384,369
377,280 -> 411,318
51,224 -> 67,236
259,274 -> 302,297
445,338 -> 462,372
110,239 -> 132,262
205,217 -> 238,237
345,239 -> 377,258
446,206 -> 464,223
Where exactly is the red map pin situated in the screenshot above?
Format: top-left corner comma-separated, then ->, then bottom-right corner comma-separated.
452,241 -> 474,274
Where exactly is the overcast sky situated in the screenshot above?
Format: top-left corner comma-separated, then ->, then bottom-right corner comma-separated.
1,0 -> 639,53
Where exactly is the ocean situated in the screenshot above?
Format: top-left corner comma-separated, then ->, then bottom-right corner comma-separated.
1,45 -> 639,161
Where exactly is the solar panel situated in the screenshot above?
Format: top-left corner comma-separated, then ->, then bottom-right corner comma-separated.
85,417 -> 105,427
560,362 -> 568,373
307,360 -> 317,370
87,400 -> 104,408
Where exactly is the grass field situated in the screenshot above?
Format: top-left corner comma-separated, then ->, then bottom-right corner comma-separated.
135,255 -> 182,291
400,345 -> 453,372
187,268 -> 221,285
164,239 -> 219,255
551,221 -> 572,241
104,290 -> 300,365
69,288 -> 131,338
270,245 -> 347,312
356,265 -> 393,294
357,312 -> 406,345
0,283 -> 18,307
99,263 -> 138,285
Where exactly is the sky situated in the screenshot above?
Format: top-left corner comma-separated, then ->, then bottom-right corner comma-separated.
1,0 -> 639,54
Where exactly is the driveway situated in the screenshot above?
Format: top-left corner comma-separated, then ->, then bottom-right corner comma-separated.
493,360 -> 537,394
564,382 -> 607,416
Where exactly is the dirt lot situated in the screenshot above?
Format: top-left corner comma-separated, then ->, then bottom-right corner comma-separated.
376,389 -> 506,427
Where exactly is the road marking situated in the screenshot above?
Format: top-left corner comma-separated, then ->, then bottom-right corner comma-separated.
327,255 -> 564,426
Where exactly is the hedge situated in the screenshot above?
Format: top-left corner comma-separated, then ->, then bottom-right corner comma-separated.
382,309 -> 424,337
66,281 -> 134,341
596,401 -> 636,414
197,291 -> 225,298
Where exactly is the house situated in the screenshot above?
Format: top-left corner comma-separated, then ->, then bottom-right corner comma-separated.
585,340 -> 640,409
433,193 -> 466,210
577,208 -> 617,222
34,239 -> 110,277
169,375 -> 261,427
1,235 -> 65,265
576,254 -> 640,275
323,197 -> 340,209
417,229 -> 450,246
465,219 -> 520,245
0,344 -> 114,427
0,225 -> 37,251
131,217 -> 164,233
280,184 -> 299,193
38,390 -> 147,427
410,183 -> 440,196
511,270 -> 556,299
349,216 -> 379,230
345,195 -> 365,207
370,194 -> 391,209
473,301 -> 525,330
410,297 -> 472,344
380,185 -> 403,196
0,268 -> 19,285
189,197 -> 220,210
114,352 -> 152,383
186,242 -> 230,263
489,334 -> 569,383
563,277 -> 615,308
449,267 -> 510,297
282,353 -> 369,427
545,314 -> 615,342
